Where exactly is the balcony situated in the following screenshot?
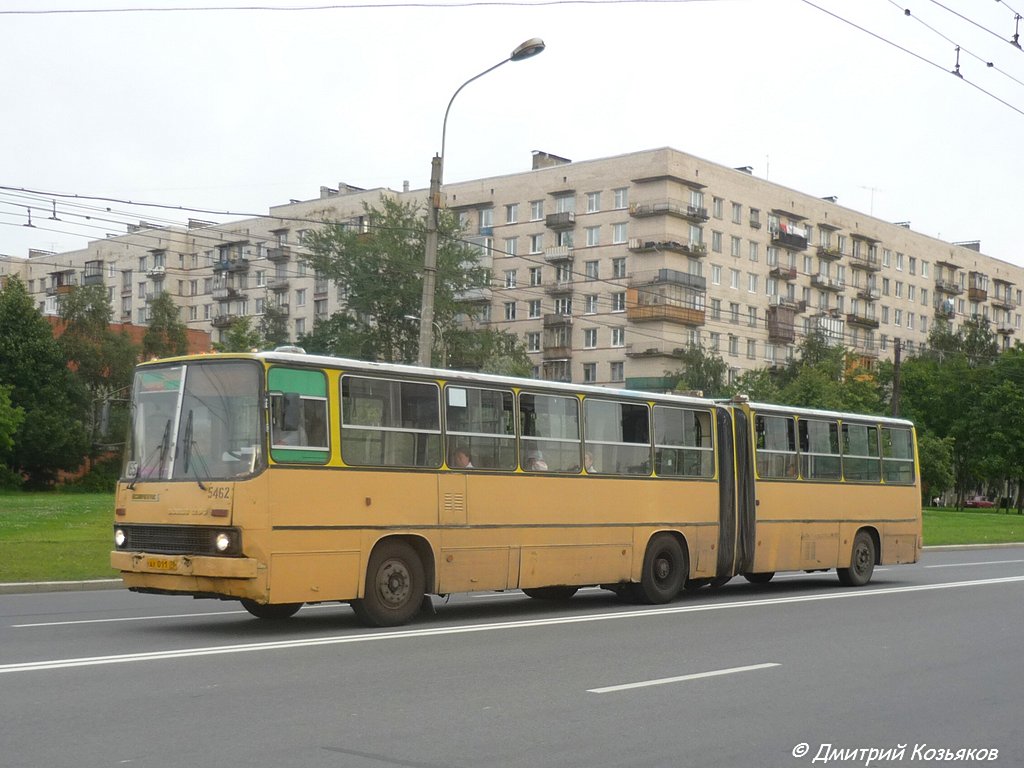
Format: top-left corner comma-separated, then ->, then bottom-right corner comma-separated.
766,307 -> 796,344
624,344 -> 680,359
770,231 -> 808,251
82,264 -> 104,286
631,268 -> 707,292
811,274 -> 844,292
267,303 -> 290,316
543,313 -> 573,328
545,281 -> 574,296
816,246 -> 843,262
968,286 -> 988,302
542,345 -> 573,360
267,277 -> 290,292
856,287 -> 881,302
544,245 -> 574,263
212,286 -> 240,300
849,254 -> 881,272
146,265 -> 166,278
935,278 -> 963,295
991,293 -> 1018,311
629,200 -> 709,223
769,265 -> 798,281
211,314 -> 236,329
545,211 -> 576,230
267,246 -> 292,262
627,238 -> 707,257
770,296 -> 807,313
934,302 -> 955,320
846,312 -> 880,329
626,302 -> 706,326
456,287 -> 492,303
226,258 -> 250,273
997,321 -> 1016,335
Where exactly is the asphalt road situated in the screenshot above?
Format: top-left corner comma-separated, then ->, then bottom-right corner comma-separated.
2,547 -> 1022,768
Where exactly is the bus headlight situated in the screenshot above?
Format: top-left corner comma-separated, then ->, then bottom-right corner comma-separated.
114,528 -> 126,548
215,532 -> 232,553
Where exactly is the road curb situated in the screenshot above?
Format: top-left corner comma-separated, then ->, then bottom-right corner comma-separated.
0,579 -> 124,595
2,543 -> 1022,596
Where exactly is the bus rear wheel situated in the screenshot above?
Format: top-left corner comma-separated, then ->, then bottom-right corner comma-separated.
633,533 -> 687,604
352,540 -> 426,627
838,530 -> 876,587
522,586 -> 579,600
240,599 -> 302,620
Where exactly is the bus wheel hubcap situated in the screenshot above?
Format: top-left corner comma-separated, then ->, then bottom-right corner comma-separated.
378,560 -> 410,607
655,557 -> 672,581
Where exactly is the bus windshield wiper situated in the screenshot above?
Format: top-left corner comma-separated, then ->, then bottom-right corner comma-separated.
128,419 -> 171,490
182,410 -> 207,491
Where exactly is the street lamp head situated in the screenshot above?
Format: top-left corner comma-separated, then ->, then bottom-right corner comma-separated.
510,37 -> 546,62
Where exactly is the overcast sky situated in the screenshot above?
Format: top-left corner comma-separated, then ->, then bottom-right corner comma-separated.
2,0 -> 1023,267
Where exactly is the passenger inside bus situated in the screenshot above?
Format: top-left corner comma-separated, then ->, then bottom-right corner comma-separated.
450,446 -> 474,469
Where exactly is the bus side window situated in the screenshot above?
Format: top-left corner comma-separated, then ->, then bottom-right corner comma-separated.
882,427 -> 915,483
654,405 -> 713,477
585,399 -> 651,476
341,376 -> 441,468
842,423 -> 880,482
519,392 -> 580,472
799,419 -> 841,480
755,414 -> 797,479
267,368 -> 330,463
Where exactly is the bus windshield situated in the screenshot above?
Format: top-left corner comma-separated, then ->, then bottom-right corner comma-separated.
124,360 -> 263,482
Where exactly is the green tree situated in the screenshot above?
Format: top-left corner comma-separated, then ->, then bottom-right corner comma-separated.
214,316 -> 263,353
298,312 -> 374,359
447,328 -> 533,377
142,292 -> 189,359
665,345 -> 728,397
58,284 -> 138,447
917,431 -> 954,504
301,195 -> 486,364
259,304 -> 291,349
0,384 -> 25,482
0,277 -> 90,487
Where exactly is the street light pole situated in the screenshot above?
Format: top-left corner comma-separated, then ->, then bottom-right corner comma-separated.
417,38 -> 546,367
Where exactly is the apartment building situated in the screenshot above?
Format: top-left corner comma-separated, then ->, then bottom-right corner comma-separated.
6,147 -> 1023,390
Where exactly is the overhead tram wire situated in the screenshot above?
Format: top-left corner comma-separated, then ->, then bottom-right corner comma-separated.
800,0 -> 1024,118
887,0 -> 1024,91
924,0 -> 1024,50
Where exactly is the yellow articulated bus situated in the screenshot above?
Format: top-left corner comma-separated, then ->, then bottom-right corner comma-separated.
111,350 -> 922,627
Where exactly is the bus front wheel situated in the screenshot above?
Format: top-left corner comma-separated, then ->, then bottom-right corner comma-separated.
837,530 -> 876,587
352,540 -> 426,627
240,599 -> 302,620
633,534 -> 687,604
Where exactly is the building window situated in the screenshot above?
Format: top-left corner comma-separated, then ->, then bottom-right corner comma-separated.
749,242 -> 759,262
730,236 -> 742,258
296,289 -> 307,306
506,203 -> 519,224
612,222 -> 628,244
554,296 -> 573,315
611,327 -> 625,347
528,300 -> 541,318
613,187 -> 628,209
586,191 -> 601,213
530,200 -> 543,221
584,294 -> 598,314
713,197 -> 724,219
529,267 -> 542,286
503,237 -> 518,257
504,270 -> 517,289
526,332 -> 541,352
504,302 -> 517,321
584,328 -> 598,348
712,231 -> 723,253
530,234 -> 543,253
610,362 -> 624,382
731,202 -> 742,224
583,363 -> 597,383
585,260 -> 599,280
612,258 -> 626,278
611,292 -> 626,312
585,226 -> 600,247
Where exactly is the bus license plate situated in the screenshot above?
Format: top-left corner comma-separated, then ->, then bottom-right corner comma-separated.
147,557 -> 178,571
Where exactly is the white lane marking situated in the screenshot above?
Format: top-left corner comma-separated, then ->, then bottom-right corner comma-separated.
925,559 -> 1024,569
12,603 -> 338,629
588,663 -> 780,694
3,575 -> 1023,676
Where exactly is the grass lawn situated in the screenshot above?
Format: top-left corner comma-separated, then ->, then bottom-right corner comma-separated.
0,493 -> 118,582
923,506 -> 1024,547
1,494 -> 1022,584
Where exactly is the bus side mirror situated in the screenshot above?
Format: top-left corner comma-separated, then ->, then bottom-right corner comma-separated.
282,393 -> 302,432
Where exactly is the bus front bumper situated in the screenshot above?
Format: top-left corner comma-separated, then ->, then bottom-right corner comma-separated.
110,551 -> 259,579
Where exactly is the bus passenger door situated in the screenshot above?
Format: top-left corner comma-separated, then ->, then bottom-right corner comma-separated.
715,405 -> 757,579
